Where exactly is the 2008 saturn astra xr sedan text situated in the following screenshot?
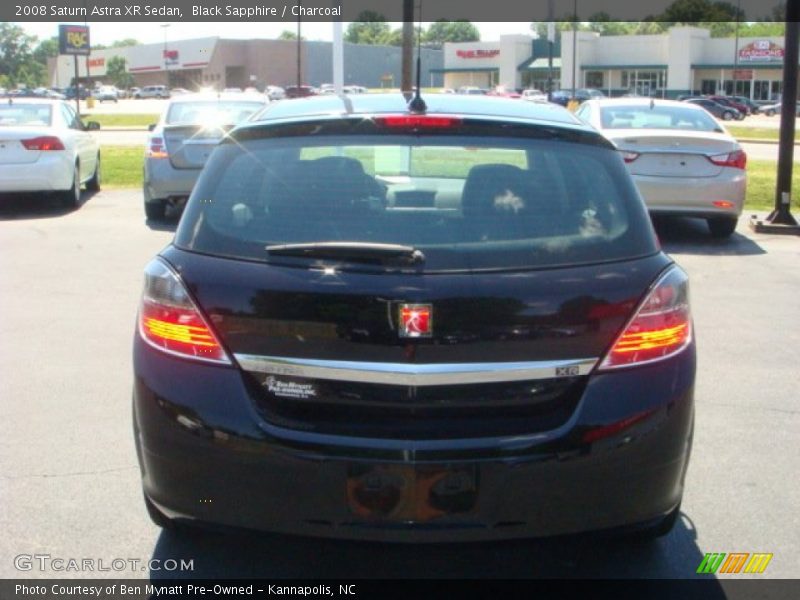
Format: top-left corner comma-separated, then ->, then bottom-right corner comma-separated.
133,93 -> 695,542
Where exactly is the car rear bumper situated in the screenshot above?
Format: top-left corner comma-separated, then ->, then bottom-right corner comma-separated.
633,171 -> 745,218
0,157 -> 73,193
133,335 -> 695,542
143,158 -> 200,202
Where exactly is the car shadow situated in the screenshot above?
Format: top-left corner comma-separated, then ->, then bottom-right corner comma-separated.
0,189 -> 101,221
148,511 -> 722,582
145,205 -> 182,232
653,216 -> 766,257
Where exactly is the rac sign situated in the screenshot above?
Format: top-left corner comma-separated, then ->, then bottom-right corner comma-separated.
59,24 -> 91,56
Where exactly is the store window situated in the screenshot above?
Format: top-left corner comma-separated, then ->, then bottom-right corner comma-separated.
701,79 -> 717,95
585,71 -> 604,89
754,80 -> 774,101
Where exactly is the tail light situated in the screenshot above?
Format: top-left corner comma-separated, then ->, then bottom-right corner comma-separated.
708,150 -> 746,170
375,115 -> 462,129
620,151 -> 640,163
146,137 -> 168,159
598,266 -> 691,370
138,259 -> 230,364
21,136 -> 64,151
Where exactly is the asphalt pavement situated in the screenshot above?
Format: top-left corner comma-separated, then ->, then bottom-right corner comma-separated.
0,190 -> 797,579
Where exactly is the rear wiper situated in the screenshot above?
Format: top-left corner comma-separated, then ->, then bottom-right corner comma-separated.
265,242 -> 425,265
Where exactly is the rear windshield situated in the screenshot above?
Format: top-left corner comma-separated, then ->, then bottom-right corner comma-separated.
175,132 -> 657,272
600,105 -> 722,131
0,104 -> 52,126
165,101 -> 263,125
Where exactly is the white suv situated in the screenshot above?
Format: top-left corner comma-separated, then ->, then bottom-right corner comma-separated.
134,85 -> 170,99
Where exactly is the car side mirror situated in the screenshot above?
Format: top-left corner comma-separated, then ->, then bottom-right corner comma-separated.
85,121 -> 100,131
148,123 -> 156,132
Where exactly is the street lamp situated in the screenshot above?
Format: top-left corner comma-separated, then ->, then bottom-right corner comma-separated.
161,23 -> 171,87
571,0 -> 578,99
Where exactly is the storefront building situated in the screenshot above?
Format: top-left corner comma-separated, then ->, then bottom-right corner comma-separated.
441,26 -> 794,100
561,26 -> 793,100
48,37 -> 443,91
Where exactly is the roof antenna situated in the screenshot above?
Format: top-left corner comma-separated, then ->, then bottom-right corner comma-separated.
407,0 -> 426,113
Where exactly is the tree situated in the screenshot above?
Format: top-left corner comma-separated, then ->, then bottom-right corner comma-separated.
648,0 -> 742,23
425,20 -> 480,46
106,55 -> 133,89
32,37 -> 59,64
278,30 -> 303,41
344,11 -> 391,45
111,38 -> 139,48
0,23 -> 46,87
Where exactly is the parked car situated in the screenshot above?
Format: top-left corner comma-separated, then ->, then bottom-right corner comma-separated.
730,95 -> 761,115
265,85 -> 285,101
521,88 -> 548,102
0,99 -> 100,207
134,85 -> 170,99
129,87 -> 141,98
342,85 -> 368,95
759,101 -> 800,117
683,97 -> 740,121
93,85 -> 119,103
142,92 -> 269,220
486,86 -> 521,99
134,93 -> 695,542
576,98 -> 745,238
457,86 -> 487,95
708,95 -> 748,118
318,83 -> 336,95
574,88 -> 607,103
549,89 -> 572,106
64,86 -> 91,100
284,85 -> 317,99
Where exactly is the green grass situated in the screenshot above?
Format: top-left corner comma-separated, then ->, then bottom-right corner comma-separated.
726,126 -> 780,142
745,159 -> 800,211
101,145 -> 143,188
83,113 -> 159,128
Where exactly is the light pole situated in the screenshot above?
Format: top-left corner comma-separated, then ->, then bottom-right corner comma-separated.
160,24 -> 170,87
732,0 -> 741,96
296,0 -> 302,90
571,0 -> 578,99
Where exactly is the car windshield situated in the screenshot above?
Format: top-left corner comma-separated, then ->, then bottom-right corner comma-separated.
176,132 -> 656,272
0,104 -> 52,126
600,104 -> 722,131
166,101 -> 263,125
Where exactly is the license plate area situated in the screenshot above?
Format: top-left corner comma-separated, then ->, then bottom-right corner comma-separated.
346,464 -> 478,522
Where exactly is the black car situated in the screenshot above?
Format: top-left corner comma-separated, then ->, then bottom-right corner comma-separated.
684,98 -> 740,121
133,94 -> 695,542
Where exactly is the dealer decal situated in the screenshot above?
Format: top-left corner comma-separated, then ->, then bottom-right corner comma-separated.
263,376 -> 317,400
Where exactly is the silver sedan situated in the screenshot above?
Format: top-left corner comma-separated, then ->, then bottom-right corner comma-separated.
575,98 -> 746,238
143,93 -> 269,220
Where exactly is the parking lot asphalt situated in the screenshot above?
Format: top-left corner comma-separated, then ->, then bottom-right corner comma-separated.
0,189 -> 797,579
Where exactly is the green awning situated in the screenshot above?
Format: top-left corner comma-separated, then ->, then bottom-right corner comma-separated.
519,57 -> 562,71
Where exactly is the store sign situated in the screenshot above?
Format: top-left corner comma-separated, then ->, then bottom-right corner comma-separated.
58,24 -> 90,56
88,58 -> 105,68
733,69 -> 753,80
739,40 -> 784,62
163,49 -> 179,66
456,49 -> 500,59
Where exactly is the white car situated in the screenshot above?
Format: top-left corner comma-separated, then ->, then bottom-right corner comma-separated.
522,89 -> 548,102
576,98 -> 746,238
0,98 -> 101,208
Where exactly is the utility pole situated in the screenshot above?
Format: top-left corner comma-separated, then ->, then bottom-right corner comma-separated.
751,0 -> 800,234
296,0 -> 302,89
401,0 -> 414,92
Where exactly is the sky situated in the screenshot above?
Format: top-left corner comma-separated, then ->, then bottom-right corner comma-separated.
16,21 -> 536,46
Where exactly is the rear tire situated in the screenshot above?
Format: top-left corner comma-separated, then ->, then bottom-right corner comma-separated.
145,199 -> 166,220
86,154 -> 100,192
708,216 -> 738,238
144,494 -> 176,530
766,109 -> 776,116
59,162 -> 81,208
630,504 -> 681,541
721,111 -> 734,121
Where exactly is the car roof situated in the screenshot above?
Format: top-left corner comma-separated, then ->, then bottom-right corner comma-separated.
1,97 -> 63,105
250,93 -> 587,129
168,92 -> 267,104
586,98 -> 705,109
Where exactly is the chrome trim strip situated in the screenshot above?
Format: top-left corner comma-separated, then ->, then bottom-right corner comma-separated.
234,354 -> 598,386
